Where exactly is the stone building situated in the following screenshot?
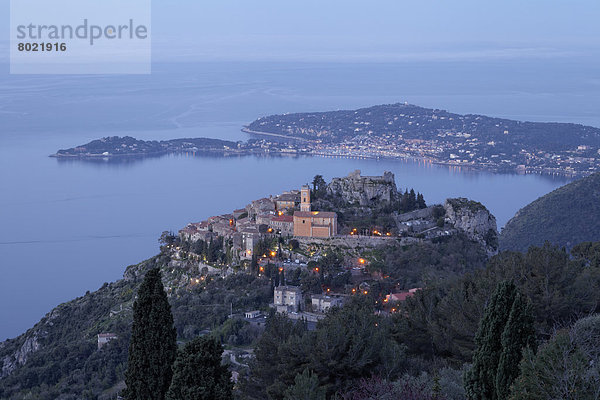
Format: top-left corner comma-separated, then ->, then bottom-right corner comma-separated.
246,197 -> 276,218
275,191 -> 300,211
311,294 -> 346,313
273,285 -> 302,313
293,184 -> 338,238
293,211 -> 338,238
270,214 -> 294,236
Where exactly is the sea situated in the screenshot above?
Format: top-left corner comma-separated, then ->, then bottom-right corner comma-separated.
1,59 -> 599,339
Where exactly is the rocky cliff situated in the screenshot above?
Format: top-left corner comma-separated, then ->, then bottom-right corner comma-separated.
327,170 -> 398,207
444,198 -> 498,254
1,334 -> 41,379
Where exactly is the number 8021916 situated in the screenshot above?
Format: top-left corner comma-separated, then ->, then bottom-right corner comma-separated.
17,43 -> 67,52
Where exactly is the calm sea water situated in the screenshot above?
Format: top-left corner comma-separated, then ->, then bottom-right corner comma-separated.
2,60 -> 598,339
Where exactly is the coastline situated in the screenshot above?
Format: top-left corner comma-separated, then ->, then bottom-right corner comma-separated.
242,128 -> 584,179
50,129 -> 587,179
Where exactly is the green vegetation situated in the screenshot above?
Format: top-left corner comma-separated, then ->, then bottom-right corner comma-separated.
368,233 -> 488,288
510,314 -> 600,400
0,273 -> 139,400
284,369 -> 326,400
446,198 -> 486,214
499,172 -> 600,252
166,337 -> 232,400
3,228 -> 600,399
0,253 -> 271,399
399,242 -> 600,362
464,282 -> 535,400
241,299 -> 406,399
494,292 -> 535,399
238,241 -> 600,399
123,268 -> 177,400
311,175 -> 327,200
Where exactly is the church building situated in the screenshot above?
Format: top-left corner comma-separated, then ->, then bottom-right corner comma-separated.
293,185 -> 338,238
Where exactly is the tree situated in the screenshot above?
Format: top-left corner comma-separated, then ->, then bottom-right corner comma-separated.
510,332 -> 593,400
510,314 -> 600,400
464,281 -> 517,400
123,268 -> 177,400
312,175 -> 327,199
304,299 -> 404,396
159,231 -> 178,253
159,231 -> 177,246
284,369 -> 326,400
417,193 -> 427,209
409,189 -> 417,210
495,293 -> 536,399
241,312 -> 307,399
166,336 -> 232,400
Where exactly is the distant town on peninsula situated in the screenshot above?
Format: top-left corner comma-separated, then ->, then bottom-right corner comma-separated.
52,103 -> 600,177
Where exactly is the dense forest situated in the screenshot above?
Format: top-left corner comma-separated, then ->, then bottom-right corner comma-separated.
500,172 -> 600,251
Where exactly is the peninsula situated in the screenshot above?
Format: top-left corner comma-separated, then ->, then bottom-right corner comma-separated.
52,103 -> 600,176
246,103 -> 600,177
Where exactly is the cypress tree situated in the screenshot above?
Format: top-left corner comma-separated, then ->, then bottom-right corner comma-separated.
166,336 -> 233,400
409,189 -> 417,210
123,268 -> 177,400
495,292 -> 536,399
465,281 -> 517,400
417,192 -> 427,209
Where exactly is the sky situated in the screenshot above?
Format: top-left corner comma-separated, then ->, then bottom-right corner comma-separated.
1,0 -> 599,63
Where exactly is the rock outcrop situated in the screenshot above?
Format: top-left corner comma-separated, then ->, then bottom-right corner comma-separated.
327,170 -> 398,206
444,198 -> 498,254
1,334 -> 41,379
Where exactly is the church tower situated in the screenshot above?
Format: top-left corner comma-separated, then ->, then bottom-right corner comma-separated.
300,185 -> 311,212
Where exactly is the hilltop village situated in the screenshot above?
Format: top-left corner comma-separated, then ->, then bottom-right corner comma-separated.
168,170 -> 498,325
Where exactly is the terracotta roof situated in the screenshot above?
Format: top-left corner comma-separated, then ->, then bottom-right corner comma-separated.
294,211 -> 337,218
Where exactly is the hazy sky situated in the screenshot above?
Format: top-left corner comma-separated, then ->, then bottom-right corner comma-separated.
2,0 -> 599,62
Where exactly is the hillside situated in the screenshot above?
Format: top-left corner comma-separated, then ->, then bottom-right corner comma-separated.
0,171 -> 497,399
246,103 -> 600,176
499,172 -> 600,251
247,103 -> 600,150
0,255 -> 274,399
